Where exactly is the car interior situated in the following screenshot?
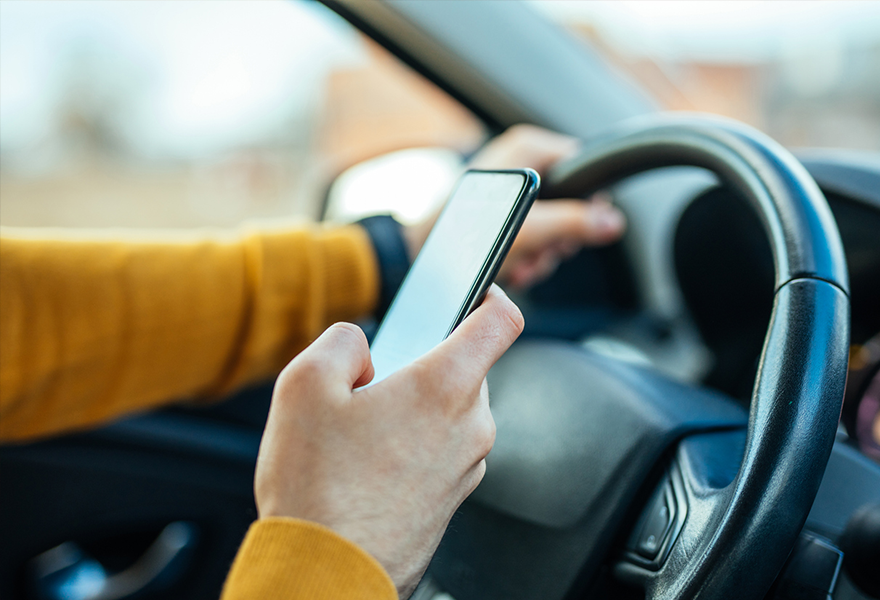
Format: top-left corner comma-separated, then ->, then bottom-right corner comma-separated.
1,2 -> 879,600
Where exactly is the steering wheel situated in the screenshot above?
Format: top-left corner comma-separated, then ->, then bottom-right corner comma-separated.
428,114 -> 850,600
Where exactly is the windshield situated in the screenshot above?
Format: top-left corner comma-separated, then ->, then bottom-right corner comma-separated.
531,0 -> 880,151
0,0 -> 483,228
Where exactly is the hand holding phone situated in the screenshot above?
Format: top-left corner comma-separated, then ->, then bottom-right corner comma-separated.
368,169 -> 539,385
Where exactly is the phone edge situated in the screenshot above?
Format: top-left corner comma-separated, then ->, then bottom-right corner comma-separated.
445,167 -> 540,337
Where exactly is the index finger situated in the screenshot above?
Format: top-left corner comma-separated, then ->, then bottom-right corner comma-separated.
519,195 -> 626,248
419,285 -> 524,390
468,125 -> 581,174
280,322 -> 375,394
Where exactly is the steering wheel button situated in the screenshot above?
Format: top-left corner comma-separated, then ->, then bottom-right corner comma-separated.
636,489 -> 674,559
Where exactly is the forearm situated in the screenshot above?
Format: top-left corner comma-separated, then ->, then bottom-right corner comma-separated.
0,225 -> 378,442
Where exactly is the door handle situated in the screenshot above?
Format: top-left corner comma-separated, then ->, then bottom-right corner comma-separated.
30,521 -> 198,600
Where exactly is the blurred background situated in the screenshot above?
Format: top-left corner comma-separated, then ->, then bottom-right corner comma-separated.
1,0 -> 878,229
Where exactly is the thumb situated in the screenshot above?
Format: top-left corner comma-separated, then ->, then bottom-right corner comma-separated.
422,285 -> 524,390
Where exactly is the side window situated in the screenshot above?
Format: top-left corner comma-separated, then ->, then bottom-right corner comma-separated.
0,1 -> 486,229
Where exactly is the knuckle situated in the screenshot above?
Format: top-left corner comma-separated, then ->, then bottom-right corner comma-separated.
507,123 -> 540,142
281,353 -> 326,390
327,322 -> 367,347
475,459 -> 487,481
486,295 -> 524,340
502,301 -> 525,335
276,359 -> 299,388
475,415 -> 496,459
466,460 -> 488,494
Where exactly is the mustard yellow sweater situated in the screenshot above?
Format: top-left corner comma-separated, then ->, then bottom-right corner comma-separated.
0,225 -> 397,599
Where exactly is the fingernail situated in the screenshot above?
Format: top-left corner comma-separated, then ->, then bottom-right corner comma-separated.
489,283 -> 509,299
590,205 -> 625,232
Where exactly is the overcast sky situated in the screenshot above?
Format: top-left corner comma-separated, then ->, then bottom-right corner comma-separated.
532,1 -> 880,63
0,1 -> 362,161
2,1 -> 878,163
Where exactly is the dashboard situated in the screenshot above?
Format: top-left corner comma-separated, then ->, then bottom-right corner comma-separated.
676,153 -> 880,401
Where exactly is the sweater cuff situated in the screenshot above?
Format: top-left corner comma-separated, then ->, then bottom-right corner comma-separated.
356,215 -> 411,319
221,517 -> 397,600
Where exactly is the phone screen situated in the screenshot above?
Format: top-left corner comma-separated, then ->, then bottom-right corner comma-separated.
368,171 -> 530,385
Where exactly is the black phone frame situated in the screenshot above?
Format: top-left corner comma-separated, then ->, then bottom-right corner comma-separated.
441,168 -> 540,337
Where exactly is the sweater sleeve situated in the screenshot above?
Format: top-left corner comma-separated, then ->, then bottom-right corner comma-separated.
0,224 -> 379,442
221,518 -> 397,600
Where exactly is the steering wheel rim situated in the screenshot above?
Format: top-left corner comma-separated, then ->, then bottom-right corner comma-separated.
544,113 -> 850,599
429,113 -> 849,600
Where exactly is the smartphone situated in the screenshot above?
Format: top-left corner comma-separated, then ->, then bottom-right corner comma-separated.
367,168 -> 539,385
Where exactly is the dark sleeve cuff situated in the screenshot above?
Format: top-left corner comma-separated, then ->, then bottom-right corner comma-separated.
357,215 -> 411,319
